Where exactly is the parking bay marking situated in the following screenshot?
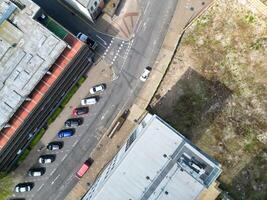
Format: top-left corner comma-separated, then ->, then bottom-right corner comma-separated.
61,154 -> 68,162
50,168 -> 56,176
37,183 -> 44,192
72,140 -> 79,147
51,174 -> 60,185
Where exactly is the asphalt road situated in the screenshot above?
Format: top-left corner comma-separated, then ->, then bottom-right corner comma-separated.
13,0 -> 178,199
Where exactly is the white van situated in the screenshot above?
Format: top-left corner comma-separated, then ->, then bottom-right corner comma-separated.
81,97 -> 98,105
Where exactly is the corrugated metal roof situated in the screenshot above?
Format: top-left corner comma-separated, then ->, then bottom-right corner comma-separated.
83,114 -> 222,200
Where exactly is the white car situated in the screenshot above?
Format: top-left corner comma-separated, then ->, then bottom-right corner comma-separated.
81,97 -> 98,105
89,84 -> 106,94
140,66 -> 152,82
15,183 -> 33,193
38,155 -> 55,164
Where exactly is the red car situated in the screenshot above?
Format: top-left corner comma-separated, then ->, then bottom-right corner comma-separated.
76,158 -> 93,178
72,107 -> 89,116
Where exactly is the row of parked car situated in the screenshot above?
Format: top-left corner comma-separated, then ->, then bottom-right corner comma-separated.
13,84 -> 106,197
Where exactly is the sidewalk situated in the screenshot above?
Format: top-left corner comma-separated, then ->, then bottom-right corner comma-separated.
95,0 -> 140,39
65,0 -> 215,199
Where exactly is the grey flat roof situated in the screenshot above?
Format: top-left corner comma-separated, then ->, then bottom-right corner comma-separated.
0,0 -> 66,129
83,114 -> 222,200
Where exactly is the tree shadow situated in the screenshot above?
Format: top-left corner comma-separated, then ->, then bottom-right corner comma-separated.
149,67 -> 232,143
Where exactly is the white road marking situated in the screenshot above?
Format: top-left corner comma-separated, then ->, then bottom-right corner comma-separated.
144,1 -> 151,15
37,183 -> 44,192
65,176 -> 73,184
61,154 -> 67,162
51,174 -> 60,185
96,35 -> 107,45
50,168 -> 56,176
72,140 -> 78,147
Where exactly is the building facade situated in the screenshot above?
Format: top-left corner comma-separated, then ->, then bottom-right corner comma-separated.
82,114 -> 222,200
58,0 -> 105,22
0,0 -> 94,171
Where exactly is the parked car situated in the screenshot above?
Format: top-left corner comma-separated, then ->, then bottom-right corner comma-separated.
81,96 -> 98,106
27,167 -> 45,177
14,182 -> 34,193
76,158 -> 94,178
89,84 -> 106,94
72,107 -> 89,116
140,66 -> 152,82
47,141 -> 63,150
76,32 -> 98,50
38,155 -> 55,164
9,198 -> 26,200
64,118 -> 83,128
57,129 -> 75,138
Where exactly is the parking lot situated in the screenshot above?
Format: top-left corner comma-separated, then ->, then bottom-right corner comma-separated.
11,61 -> 114,200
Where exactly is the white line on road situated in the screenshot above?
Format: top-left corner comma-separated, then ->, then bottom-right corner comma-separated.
51,174 -> 60,185
72,140 -> 79,147
61,154 -> 68,162
37,183 -> 44,192
65,175 -> 73,184
50,168 -> 56,176
144,1 -> 151,15
96,35 -> 107,45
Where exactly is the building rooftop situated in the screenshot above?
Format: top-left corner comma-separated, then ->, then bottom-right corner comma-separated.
0,0 -> 66,129
76,0 -> 92,8
83,114 -> 222,200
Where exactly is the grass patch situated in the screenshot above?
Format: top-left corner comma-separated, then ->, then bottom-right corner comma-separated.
244,14 -> 256,24
152,0 -> 267,199
47,106 -> 63,125
0,173 -> 13,200
17,148 -> 30,165
29,128 -> 46,149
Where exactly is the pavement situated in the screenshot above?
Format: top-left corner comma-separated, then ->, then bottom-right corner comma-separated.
95,0 -> 140,39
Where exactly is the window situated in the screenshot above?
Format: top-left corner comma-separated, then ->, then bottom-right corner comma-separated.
125,132 -> 137,152
90,6 -> 94,12
94,1 -> 98,6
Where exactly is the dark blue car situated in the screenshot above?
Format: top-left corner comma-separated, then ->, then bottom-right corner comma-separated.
57,129 -> 74,138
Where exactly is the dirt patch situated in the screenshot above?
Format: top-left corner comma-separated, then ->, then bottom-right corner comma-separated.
150,0 -> 267,199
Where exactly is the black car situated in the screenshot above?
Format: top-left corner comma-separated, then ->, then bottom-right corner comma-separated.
27,167 -> 45,177
86,37 -> 98,50
14,182 -> 34,193
47,141 -> 63,150
64,118 -> 83,128
72,107 -> 89,116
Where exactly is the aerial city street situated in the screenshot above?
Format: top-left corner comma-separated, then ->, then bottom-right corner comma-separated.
0,0 -> 266,200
